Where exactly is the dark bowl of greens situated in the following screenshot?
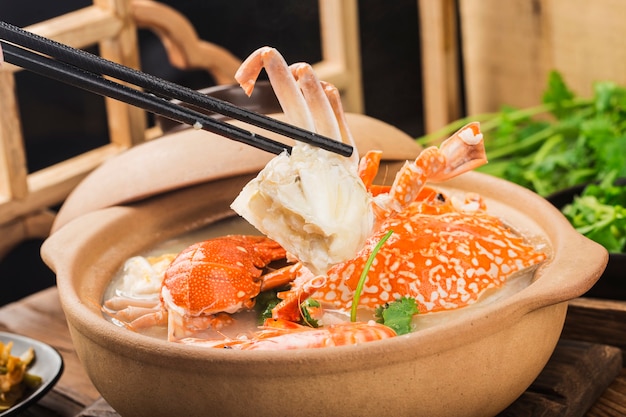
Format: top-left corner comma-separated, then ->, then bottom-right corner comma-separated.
547,178 -> 626,300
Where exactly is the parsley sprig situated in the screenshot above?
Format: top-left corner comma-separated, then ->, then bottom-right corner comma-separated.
374,297 -> 419,335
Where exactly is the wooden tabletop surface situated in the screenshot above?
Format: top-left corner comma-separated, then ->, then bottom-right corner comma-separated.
0,287 -> 624,417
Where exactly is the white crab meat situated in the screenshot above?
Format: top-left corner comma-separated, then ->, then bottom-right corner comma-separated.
232,144 -> 373,275
116,254 -> 175,298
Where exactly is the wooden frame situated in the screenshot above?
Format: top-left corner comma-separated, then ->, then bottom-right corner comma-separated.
0,0 -> 145,259
418,0 -> 626,133
0,0 -> 364,259
315,0 -> 364,114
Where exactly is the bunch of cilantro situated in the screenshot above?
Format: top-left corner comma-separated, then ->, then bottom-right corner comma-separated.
417,71 -> 626,253
417,71 -> 626,197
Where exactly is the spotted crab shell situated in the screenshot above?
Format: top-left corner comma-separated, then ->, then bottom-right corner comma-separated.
161,236 -> 286,316
313,202 -> 548,313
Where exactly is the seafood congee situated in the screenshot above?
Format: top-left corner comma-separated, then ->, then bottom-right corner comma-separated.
103,47 -> 548,350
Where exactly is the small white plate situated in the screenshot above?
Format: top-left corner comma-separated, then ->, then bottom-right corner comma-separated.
0,331 -> 64,417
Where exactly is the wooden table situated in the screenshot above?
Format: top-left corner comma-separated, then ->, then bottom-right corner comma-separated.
0,287 -> 624,417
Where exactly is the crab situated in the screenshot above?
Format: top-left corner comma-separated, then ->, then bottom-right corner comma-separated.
104,235 -> 290,341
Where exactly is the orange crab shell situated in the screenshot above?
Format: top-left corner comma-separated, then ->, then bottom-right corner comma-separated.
311,196 -> 548,314
161,235 -> 286,315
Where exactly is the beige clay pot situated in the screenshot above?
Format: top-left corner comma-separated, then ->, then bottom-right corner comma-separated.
42,114 -> 607,417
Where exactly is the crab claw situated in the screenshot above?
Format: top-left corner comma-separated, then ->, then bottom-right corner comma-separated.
235,46 -> 316,134
370,122 -> 487,214
429,121 -> 487,182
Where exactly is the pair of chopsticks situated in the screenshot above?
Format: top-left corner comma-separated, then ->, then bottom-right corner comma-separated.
0,21 -> 353,157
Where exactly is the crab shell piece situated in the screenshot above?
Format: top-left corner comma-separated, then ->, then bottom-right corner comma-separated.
310,192 -> 548,314
161,235 -> 286,338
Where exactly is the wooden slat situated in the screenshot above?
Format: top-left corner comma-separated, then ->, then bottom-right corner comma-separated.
0,220 -> 25,259
0,144 -> 124,225
586,369 -> 626,417
417,0 -> 461,133
1,6 -> 124,76
312,61 -> 348,96
27,5 -> 122,49
316,0 -> 364,113
130,0 -> 241,85
458,0 -> 626,114
0,6 -> 122,73
2,6 -> 123,72
499,340 -> 622,417
0,210 -> 55,259
565,298 -> 626,417
458,0 -> 550,115
562,297 -> 626,363
0,71 -> 28,199
94,0 -> 147,148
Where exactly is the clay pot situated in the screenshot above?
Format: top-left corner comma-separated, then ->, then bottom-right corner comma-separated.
42,115 -> 607,417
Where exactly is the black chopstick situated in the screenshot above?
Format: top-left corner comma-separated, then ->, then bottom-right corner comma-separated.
1,41 -> 289,155
0,21 -> 354,157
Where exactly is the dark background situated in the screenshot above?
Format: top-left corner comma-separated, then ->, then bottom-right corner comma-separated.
0,0 -> 424,305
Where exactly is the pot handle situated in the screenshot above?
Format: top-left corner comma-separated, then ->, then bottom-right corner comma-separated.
516,223 -> 608,313
41,206 -> 130,280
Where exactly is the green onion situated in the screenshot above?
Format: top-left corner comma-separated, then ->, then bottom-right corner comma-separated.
350,230 -> 394,322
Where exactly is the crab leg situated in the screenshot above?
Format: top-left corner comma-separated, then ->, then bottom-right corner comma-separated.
371,122 -> 487,214
236,47 -> 356,159
319,80 -> 360,166
358,150 -> 384,190
422,121 -> 487,181
289,63 -> 342,141
235,46 -> 315,132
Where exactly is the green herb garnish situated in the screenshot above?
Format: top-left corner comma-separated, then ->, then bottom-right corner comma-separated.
562,177 -> 626,253
350,230 -> 394,322
255,289 -> 281,324
417,71 -> 626,197
374,297 -> 419,335
299,298 -> 320,328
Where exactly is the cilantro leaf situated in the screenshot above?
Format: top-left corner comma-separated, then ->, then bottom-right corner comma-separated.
542,70 -> 575,119
374,297 -> 419,335
255,290 -> 281,324
562,180 -> 626,253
